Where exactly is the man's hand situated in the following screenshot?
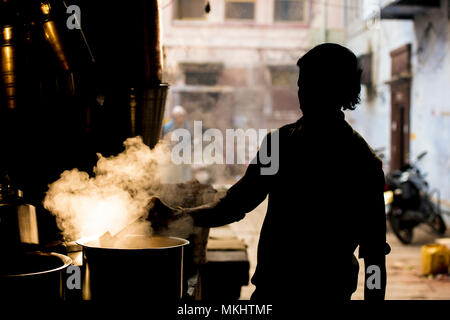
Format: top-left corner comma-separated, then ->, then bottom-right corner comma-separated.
146,197 -> 180,230
146,197 -> 194,238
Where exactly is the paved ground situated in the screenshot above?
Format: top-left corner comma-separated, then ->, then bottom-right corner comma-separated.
225,198 -> 450,300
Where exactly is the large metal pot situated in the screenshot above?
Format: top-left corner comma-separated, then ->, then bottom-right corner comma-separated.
0,251 -> 72,300
77,235 -> 189,301
0,203 -> 39,248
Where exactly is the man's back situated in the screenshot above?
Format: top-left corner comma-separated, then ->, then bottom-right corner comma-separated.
252,112 -> 386,299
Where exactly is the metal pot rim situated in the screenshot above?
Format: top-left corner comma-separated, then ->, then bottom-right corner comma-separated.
2,252 -> 72,278
76,235 -> 189,250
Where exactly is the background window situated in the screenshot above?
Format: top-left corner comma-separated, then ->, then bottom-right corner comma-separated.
225,0 -> 255,20
269,65 -> 298,87
274,0 -> 306,22
181,63 -> 223,86
175,0 -> 205,20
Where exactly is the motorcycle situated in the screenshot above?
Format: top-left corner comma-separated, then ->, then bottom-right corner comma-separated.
383,151 -> 447,244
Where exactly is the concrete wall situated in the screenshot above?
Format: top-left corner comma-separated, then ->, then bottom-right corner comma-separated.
411,1 -> 450,210
346,0 -> 450,210
160,0 -> 346,131
346,14 -> 414,161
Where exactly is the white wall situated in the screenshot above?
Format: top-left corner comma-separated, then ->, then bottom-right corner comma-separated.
346,15 -> 414,165
410,1 -> 450,210
346,0 -> 450,210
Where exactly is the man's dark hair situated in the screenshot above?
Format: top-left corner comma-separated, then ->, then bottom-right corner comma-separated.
297,43 -> 362,113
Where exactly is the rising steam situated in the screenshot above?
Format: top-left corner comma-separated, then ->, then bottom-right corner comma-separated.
43,136 -> 172,241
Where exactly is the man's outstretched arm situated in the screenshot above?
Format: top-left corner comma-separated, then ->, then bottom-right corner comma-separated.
183,165 -> 269,227
149,133 -> 276,229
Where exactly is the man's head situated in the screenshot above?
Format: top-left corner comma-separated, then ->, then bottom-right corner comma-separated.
171,105 -> 187,126
297,43 -> 362,116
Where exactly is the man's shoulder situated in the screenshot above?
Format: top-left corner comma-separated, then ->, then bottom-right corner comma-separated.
277,120 -> 302,137
347,124 -> 383,168
258,121 -> 300,142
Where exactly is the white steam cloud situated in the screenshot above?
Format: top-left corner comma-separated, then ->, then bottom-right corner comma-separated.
43,136 -> 172,241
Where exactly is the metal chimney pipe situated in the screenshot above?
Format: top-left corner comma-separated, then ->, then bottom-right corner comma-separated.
141,0 -> 163,86
134,0 -> 169,149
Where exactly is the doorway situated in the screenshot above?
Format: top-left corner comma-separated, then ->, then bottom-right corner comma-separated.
390,44 -> 412,171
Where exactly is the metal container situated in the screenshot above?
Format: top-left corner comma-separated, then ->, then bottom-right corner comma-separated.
0,203 -> 39,248
0,25 -> 16,109
0,180 -> 39,249
139,83 -> 169,149
77,235 -> 189,301
0,251 -> 72,300
40,1 -> 70,72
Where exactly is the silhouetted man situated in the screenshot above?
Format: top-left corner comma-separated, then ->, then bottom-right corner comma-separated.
149,43 -> 390,301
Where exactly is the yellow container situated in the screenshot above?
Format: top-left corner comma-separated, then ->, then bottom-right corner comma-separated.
421,244 -> 450,276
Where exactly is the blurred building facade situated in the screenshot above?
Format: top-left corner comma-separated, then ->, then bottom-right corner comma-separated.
160,0 -> 346,132
345,0 -> 450,211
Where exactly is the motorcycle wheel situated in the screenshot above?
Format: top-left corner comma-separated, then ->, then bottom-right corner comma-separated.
429,214 -> 447,235
389,214 -> 414,244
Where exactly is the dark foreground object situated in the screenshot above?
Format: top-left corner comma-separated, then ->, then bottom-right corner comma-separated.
0,251 -> 72,300
77,236 -> 189,301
